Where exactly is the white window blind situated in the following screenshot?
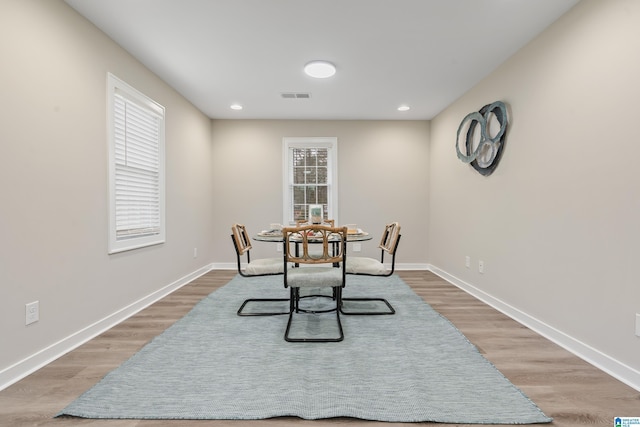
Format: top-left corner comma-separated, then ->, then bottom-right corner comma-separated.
108,74 -> 165,253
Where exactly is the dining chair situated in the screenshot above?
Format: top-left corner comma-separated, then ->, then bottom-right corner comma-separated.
341,222 -> 401,315
282,224 -> 347,342
231,223 -> 288,316
295,219 -> 338,266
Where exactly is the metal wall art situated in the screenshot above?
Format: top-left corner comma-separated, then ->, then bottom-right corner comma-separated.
456,101 -> 508,176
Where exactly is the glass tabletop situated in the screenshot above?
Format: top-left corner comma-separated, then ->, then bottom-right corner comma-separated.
253,231 -> 372,242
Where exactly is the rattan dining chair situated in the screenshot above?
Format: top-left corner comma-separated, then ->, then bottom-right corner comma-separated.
282,224 -> 347,342
341,222 -> 401,315
231,223 -> 288,316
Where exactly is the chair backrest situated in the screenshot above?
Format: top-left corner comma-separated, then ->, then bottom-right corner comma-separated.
282,224 -> 347,265
231,223 -> 252,256
295,218 -> 335,227
379,222 -> 401,255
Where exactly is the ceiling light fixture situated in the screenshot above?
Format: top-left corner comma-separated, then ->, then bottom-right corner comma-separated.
230,104 -> 243,110
397,105 -> 410,112
304,60 -> 336,78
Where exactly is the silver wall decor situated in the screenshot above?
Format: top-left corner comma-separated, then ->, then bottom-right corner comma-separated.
456,101 -> 508,176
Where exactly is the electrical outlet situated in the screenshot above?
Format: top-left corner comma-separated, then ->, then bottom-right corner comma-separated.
636,313 -> 640,337
353,243 -> 362,252
276,243 -> 282,252
26,301 -> 39,325
193,247 -> 198,258
478,260 -> 484,274
465,256 -> 470,268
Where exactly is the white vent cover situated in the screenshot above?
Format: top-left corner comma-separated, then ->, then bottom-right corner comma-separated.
281,92 -> 311,99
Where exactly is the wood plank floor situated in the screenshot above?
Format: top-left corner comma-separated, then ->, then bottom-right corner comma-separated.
1,270 -> 638,426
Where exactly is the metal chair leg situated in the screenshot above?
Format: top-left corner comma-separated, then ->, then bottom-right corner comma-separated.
340,297 -> 395,315
237,298 -> 290,316
284,286 -> 344,342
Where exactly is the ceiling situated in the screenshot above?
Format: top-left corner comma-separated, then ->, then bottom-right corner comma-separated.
65,0 -> 578,120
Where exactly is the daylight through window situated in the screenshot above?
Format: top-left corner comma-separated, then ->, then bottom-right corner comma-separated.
283,137 -> 337,225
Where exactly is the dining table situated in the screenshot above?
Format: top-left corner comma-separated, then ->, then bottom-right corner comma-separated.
252,228 -> 373,243
253,227 -> 373,266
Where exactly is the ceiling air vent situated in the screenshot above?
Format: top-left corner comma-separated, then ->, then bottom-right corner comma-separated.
281,92 -> 311,99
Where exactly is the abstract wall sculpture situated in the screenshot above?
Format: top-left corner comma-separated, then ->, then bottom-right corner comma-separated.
456,101 -> 508,176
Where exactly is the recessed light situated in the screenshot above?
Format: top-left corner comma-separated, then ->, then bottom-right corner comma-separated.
304,60 -> 336,78
230,104 -> 243,110
397,105 -> 410,112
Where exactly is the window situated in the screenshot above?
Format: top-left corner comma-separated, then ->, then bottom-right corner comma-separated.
107,73 -> 165,254
283,137 -> 338,225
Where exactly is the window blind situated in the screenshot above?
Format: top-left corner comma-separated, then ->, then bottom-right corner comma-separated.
113,93 -> 161,240
107,73 -> 165,254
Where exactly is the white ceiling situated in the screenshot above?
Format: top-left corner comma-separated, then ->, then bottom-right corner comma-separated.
65,0 -> 578,120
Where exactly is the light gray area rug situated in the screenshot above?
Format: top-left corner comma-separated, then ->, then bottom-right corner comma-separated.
58,274 -> 552,424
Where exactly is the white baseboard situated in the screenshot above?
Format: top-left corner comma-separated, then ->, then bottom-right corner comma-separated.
211,262 -> 237,270
8,262 -> 635,394
0,263 -> 214,392
211,262 -> 431,271
428,264 -> 640,392
395,262 -> 430,270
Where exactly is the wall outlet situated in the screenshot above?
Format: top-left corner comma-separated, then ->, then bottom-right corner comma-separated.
193,247 -> 198,258
636,313 -> 640,337
465,256 -> 470,268
276,243 -> 282,252
478,260 -> 484,274
353,243 -> 362,252
26,301 -> 39,325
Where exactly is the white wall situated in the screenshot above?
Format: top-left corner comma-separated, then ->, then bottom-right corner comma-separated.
429,0 -> 640,388
211,120 -> 430,266
0,0 -> 215,387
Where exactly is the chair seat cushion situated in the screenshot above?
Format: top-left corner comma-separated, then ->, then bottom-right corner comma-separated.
286,267 -> 343,288
345,257 -> 388,275
245,258 -> 283,275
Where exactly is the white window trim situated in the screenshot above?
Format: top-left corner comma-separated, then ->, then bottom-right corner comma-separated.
282,137 -> 338,226
107,73 -> 166,254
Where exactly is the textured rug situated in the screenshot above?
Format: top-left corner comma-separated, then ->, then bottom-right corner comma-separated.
57,274 -> 552,424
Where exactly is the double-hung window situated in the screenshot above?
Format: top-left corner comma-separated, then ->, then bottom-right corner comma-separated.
283,137 -> 338,225
107,73 -> 165,254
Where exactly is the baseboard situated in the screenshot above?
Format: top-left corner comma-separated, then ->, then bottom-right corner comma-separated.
211,262 -> 237,270
9,262 -> 635,394
0,263 -> 215,392
428,264 -> 640,392
212,262 -> 430,271
395,263 -> 430,271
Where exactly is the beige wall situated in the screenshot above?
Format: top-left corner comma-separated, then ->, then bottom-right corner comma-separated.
211,120 -> 430,265
429,0 -> 640,385
0,0 -> 215,383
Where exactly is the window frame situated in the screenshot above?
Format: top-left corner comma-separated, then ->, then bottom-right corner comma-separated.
107,73 -> 166,254
282,137 -> 338,226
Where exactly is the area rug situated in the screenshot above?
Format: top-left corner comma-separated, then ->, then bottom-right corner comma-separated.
57,274 -> 552,424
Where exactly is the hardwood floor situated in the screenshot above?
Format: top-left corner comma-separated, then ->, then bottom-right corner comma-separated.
1,270 -> 638,426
